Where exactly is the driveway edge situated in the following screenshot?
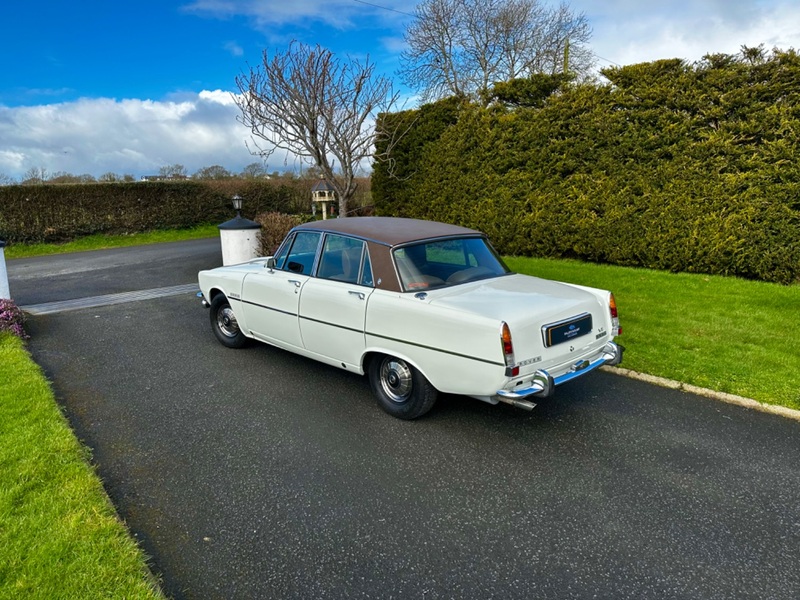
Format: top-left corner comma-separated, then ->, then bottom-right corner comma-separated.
601,366 -> 800,422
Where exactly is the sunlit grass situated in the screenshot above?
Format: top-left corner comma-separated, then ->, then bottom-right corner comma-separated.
0,333 -> 164,598
4,224 -> 219,259
505,256 -> 800,410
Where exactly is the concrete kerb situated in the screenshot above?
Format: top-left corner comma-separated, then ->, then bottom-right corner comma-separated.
601,365 -> 800,422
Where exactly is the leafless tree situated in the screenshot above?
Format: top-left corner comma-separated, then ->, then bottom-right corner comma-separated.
193,165 -> 232,180
400,0 -> 593,103
240,162 -> 268,179
98,172 -> 121,183
234,41 -> 400,215
21,166 -> 48,185
158,164 -> 188,179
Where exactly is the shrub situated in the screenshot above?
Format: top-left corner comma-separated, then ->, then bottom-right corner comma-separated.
0,299 -> 28,339
372,50 -> 800,284
255,212 -> 304,256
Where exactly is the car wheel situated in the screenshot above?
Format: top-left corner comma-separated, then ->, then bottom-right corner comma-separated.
210,295 -> 247,349
368,355 -> 438,420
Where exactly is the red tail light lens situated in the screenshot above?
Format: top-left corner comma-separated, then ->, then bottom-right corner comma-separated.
609,293 -> 621,335
501,322 -> 519,376
501,322 -> 515,365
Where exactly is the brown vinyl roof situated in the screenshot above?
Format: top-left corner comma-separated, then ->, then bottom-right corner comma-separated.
295,217 -> 482,247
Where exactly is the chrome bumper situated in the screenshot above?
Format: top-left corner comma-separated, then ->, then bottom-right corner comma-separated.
496,341 -> 623,401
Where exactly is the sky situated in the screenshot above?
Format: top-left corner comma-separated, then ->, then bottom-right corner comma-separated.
1,0 -> 799,182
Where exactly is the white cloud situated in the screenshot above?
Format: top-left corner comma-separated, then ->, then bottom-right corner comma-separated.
182,0 -> 412,36
224,41 -> 244,56
574,0 -> 800,70
0,92 -> 271,180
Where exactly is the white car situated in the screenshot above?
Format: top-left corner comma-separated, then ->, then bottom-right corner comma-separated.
198,217 -> 623,419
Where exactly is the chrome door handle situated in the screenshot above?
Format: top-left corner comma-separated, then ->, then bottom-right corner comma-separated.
288,280 -> 302,288
349,291 -> 365,300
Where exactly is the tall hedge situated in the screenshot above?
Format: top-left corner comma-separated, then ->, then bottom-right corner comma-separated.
373,49 -> 800,284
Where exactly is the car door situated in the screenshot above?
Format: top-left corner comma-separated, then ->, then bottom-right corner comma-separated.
299,234 -> 375,369
241,231 -> 322,351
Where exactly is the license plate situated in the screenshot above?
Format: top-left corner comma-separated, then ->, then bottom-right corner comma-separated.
542,313 -> 593,347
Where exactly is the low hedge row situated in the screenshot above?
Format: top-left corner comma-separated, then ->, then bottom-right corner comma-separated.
0,177 -> 374,245
0,181 -> 298,244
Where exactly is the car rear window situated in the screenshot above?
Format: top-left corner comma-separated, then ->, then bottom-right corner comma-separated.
393,237 -> 509,291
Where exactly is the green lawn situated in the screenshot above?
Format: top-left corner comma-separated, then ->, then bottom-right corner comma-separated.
3,224 -> 219,260
0,333 -> 163,599
505,256 -> 800,411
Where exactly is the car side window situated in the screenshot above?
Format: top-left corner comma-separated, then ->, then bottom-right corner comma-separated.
282,232 -> 321,275
317,234 -> 365,284
272,233 -> 293,270
360,246 -> 374,287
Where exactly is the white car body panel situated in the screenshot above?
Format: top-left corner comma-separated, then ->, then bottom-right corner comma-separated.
299,277 -> 374,369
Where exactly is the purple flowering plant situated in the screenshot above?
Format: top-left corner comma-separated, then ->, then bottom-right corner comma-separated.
0,298 -> 28,339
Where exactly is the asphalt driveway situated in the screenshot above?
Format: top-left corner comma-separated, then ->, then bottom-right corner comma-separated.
10,240 -> 800,599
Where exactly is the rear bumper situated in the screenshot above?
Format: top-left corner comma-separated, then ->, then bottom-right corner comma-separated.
495,341 -> 623,401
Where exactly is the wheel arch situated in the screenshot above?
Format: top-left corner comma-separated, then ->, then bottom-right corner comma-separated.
361,349 -> 439,393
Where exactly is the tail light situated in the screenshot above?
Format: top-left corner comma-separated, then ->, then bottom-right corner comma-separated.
609,293 -> 621,336
501,322 -> 519,377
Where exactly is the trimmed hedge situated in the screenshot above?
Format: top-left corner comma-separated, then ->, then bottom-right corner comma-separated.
0,181 -> 291,244
373,50 -> 800,284
0,177 -> 373,245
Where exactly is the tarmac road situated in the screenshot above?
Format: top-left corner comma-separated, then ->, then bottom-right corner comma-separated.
10,240 -> 800,599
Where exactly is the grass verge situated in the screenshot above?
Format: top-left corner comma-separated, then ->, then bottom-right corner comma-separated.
505,256 -> 800,411
0,333 -> 163,599
3,224 -> 219,260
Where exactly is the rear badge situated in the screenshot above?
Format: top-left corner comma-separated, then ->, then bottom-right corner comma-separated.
518,356 -> 542,367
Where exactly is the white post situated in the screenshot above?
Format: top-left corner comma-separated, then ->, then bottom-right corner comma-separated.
0,240 -> 10,300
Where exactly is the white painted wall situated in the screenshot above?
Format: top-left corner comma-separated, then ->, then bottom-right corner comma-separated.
220,229 -> 260,266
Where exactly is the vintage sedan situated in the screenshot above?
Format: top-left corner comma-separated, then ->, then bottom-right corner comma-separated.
198,217 -> 622,419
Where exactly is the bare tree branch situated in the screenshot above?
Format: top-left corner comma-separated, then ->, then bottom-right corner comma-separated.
234,42 -> 399,215
400,0 -> 594,103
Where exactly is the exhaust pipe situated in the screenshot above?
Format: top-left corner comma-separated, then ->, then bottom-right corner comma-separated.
496,396 -> 537,411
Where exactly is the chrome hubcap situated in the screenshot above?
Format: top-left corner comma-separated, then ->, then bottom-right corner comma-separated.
380,358 -> 413,403
217,307 -> 239,338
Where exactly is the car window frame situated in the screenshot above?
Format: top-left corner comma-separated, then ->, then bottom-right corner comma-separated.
316,233 -> 375,288
393,235 -> 510,292
279,231 -> 323,276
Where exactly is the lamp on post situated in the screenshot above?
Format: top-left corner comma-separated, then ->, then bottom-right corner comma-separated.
218,195 -> 262,266
232,194 -> 243,217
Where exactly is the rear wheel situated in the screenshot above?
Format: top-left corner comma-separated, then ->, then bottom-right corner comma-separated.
210,295 -> 247,349
368,355 -> 437,420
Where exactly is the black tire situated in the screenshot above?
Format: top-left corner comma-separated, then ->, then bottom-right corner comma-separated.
368,354 -> 437,420
209,295 -> 247,349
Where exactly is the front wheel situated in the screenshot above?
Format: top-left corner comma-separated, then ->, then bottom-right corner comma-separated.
209,295 -> 247,349
368,355 -> 437,420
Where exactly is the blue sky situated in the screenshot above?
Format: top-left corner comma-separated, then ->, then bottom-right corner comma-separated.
1,0 -> 799,181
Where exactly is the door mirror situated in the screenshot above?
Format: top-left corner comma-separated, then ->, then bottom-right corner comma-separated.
266,257 -> 276,271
